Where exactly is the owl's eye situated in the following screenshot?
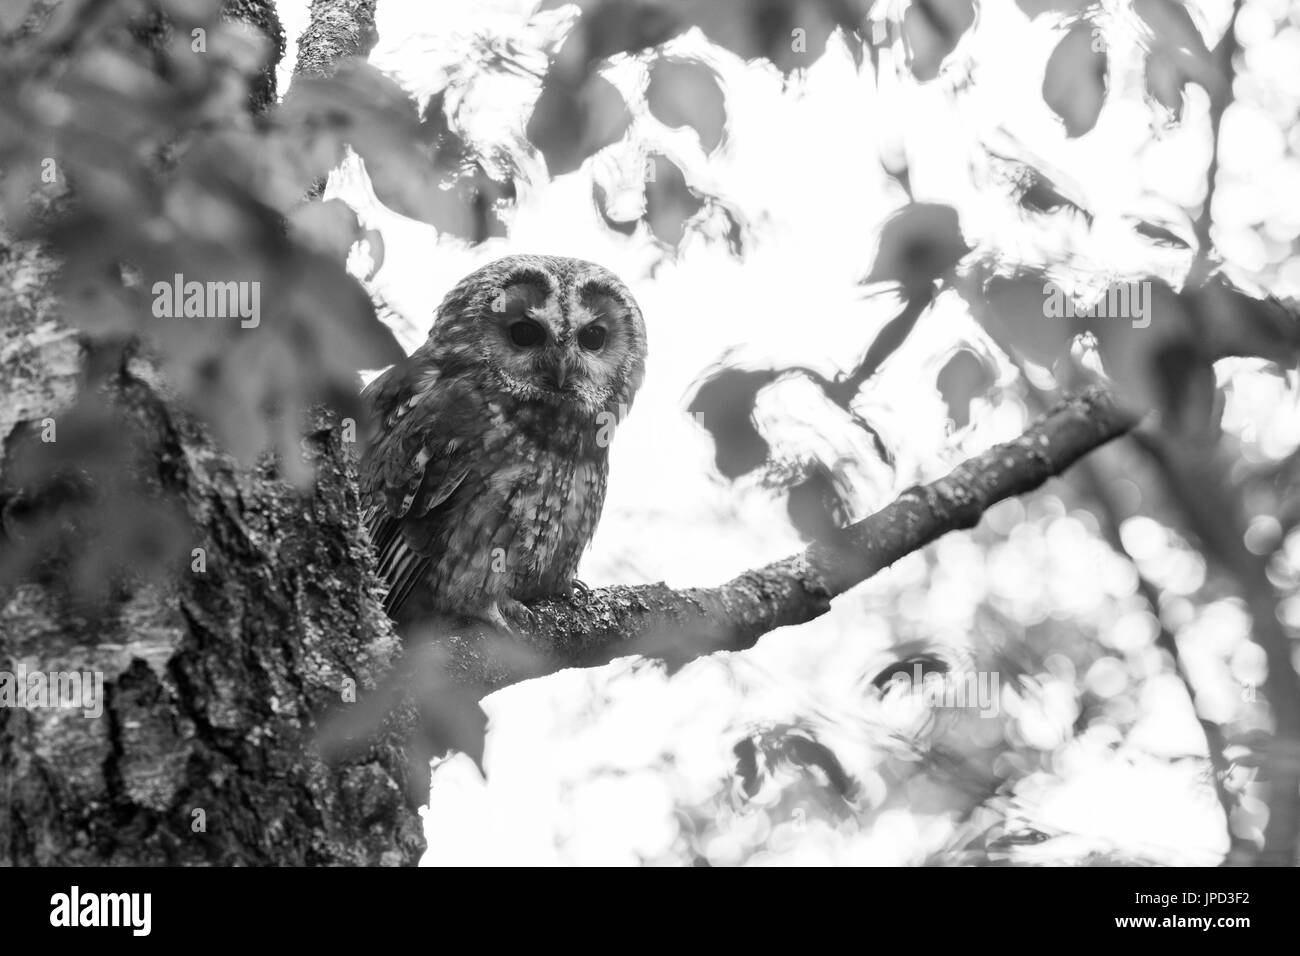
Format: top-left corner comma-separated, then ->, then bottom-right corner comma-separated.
577,325 -> 607,351
508,320 -> 546,348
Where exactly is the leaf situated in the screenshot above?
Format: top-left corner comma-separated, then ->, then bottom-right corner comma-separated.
1150,338 -> 1217,437
982,273 -> 1073,367
865,203 -> 970,292
1015,0 -> 1089,16
162,0 -> 223,21
1133,0 -> 1211,61
288,199 -> 361,262
871,652 -> 951,690
553,0 -> 688,75
1130,216 -> 1192,248
1090,279 -> 1212,433
903,0 -> 976,81
1018,168 -> 1094,223
686,367 -> 781,479
286,249 -> 406,373
937,348 -> 995,428
705,199 -> 746,256
787,462 -> 852,543
643,153 -> 703,247
1145,46 -> 1187,119
456,163 -> 513,243
1185,276 -> 1300,365
526,72 -> 631,176
734,738 -> 761,797
592,180 -> 638,236
1043,22 -> 1107,137
646,58 -> 725,152
1133,0 -> 1219,110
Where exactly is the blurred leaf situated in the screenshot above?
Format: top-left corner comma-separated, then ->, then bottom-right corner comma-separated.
706,199 -> 747,256
937,348 -> 995,428
865,202 -> 969,292
734,738 -> 761,797
644,153 -> 703,246
1145,46 -> 1187,119
689,0 -> 874,74
592,180 -> 638,236
1151,338 -> 1217,436
646,58 -> 725,152
981,273 -> 1073,367
1185,275 -> 1300,365
903,0 -> 976,81
1090,280 -> 1211,433
1015,0 -> 1089,16
551,0 -> 687,75
162,0 -> 223,19
687,367 -> 781,479
1019,168 -> 1093,223
983,137 -> 1095,223
1130,216 -> 1192,248
457,162 -> 513,242
1134,0 -> 1219,113
527,72 -> 631,176
734,724 -> 858,802
1043,22 -> 1107,137
284,249 -> 406,373
316,638 -> 488,789
289,198 -> 362,261
787,462 -> 852,543
1133,0 -> 1211,61
871,651 -> 951,690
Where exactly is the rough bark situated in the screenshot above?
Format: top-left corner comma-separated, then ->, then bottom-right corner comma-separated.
223,0 -> 287,112
0,225 -> 426,865
290,0 -> 378,86
0,0 -> 421,867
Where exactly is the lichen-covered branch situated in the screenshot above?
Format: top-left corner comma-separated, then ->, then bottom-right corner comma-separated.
290,0 -> 378,85
444,386 -> 1141,692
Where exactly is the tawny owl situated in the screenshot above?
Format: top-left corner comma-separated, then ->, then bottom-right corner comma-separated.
359,255 -> 647,630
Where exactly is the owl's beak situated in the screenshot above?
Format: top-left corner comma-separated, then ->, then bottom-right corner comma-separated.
547,354 -> 570,390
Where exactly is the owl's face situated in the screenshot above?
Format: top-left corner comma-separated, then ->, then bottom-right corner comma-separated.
430,255 -> 647,416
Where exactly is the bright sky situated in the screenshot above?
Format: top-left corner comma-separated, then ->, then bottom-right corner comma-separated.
272,0 -> 1300,864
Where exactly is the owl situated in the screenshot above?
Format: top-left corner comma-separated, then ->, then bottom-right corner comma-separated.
359,254 -> 648,631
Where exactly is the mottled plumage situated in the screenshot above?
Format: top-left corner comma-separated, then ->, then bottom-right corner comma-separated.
360,255 -> 647,629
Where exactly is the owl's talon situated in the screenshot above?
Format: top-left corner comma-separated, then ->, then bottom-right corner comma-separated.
478,598 -> 534,635
570,578 -> 592,601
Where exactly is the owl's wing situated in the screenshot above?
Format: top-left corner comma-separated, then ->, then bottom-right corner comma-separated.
360,360 -> 485,618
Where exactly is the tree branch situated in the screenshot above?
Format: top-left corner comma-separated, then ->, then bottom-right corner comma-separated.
441,386 -> 1141,692
289,0 -> 378,88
